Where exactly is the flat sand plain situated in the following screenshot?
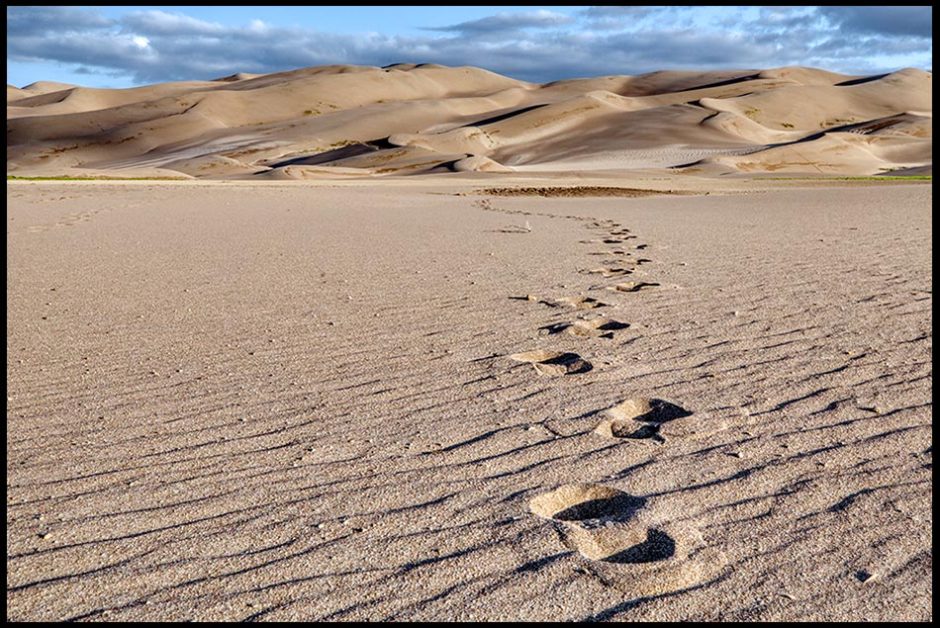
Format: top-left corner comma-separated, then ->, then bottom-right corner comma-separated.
6,178 -> 932,621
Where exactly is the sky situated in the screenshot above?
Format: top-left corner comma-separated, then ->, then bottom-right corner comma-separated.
6,5 -> 933,88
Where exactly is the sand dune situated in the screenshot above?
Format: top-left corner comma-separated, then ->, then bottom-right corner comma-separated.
7,64 -> 931,178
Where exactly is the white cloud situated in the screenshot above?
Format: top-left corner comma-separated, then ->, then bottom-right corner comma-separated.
5,6 -> 933,85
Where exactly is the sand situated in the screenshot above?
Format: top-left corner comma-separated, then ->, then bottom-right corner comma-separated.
6,64 -> 932,180
6,175 -> 931,621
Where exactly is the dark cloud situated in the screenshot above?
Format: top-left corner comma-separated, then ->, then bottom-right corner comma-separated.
579,6 -> 656,19
819,6 -> 932,38
425,10 -> 572,35
5,7 -> 933,86
579,6 -> 667,31
812,34 -> 931,57
7,6 -> 112,35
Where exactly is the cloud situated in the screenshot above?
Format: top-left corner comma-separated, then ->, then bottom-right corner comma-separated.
120,10 -> 226,36
7,6 -> 112,35
5,6 -> 933,86
819,6 -> 932,38
425,10 -> 573,35
580,6 -> 655,19
579,6 -> 666,31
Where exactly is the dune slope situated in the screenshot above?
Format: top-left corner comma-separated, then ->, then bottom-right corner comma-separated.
7,64 -> 931,178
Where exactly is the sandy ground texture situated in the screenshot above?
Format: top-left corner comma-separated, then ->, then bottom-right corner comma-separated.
6,178 -> 932,621
7,64 -> 932,179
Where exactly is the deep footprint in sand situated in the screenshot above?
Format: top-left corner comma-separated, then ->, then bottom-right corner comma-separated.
529,484 -> 679,565
539,318 -> 630,339
549,296 -> 609,310
528,483 -> 729,598
594,398 -> 692,442
587,249 -> 640,258
570,318 -> 630,338
583,266 -> 635,278
512,295 -> 609,310
509,350 -> 593,375
607,281 -> 660,293
529,484 -> 652,560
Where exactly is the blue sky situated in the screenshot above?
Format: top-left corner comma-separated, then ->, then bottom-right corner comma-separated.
7,6 -> 933,88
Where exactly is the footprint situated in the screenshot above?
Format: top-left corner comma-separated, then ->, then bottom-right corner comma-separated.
533,357 -> 593,375
604,529 -> 676,563
549,296 -> 609,310
607,281 -> 659,293
540,318 -> 630,339
493,224 -> 532,234
515,295 -> 609,310
570,318 -> 630,338
509,350 -> 592,375
528,484 -> 729,599
583,266 -> 635,278
537,322 -> 574,336
529,483 -> 651,560
509,349 -> 563,363
594,398 -> 692,442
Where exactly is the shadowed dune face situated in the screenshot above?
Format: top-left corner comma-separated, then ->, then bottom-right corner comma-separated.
6,64 -> 931,179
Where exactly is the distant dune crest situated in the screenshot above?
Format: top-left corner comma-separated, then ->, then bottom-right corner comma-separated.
6,64 -> 932,178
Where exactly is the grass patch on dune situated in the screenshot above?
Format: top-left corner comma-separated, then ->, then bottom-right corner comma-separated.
475,186 -> 682,198
851,175 -> 932,181
8,175 -> 188,181
765,175 -> 931,181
